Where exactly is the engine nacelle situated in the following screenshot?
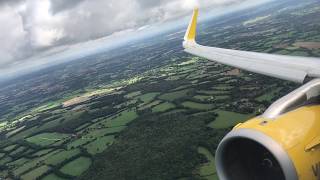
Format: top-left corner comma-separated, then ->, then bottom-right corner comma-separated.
215,105 -> 320,180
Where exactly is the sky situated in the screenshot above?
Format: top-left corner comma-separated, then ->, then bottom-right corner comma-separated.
0,0 -> 273,80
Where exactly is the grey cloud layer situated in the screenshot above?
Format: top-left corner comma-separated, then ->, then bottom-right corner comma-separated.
50,0 -> 85,14
0,0 -> 249,70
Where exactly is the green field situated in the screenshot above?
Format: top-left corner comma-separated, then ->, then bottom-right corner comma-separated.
13,150 -> 59,176
152,102 -> 176,112
290,51 -> 309,56
26,133 -> 69,147
0,157 -> 12,165
60,157 -> 92,176
163,109 -> 187,115
20,165 -> 50,180
136,92 -> 160,104
63,110 -> 87,123
214,95 -> 230,100
8,158 -> 29,168
0,1 -> 316,179
104,109 -> 138,127
3,144 -> 17,151
213,85 -> 233,90
9,146 -> 26,156
159,89 -> 191,101
125,91 -> 141,98
85,135 -> 115,155
83,126 -> 126,136
139,100 -> 162,110
37,118 -> 64,131
255,87 -> 282,102
182,101 -> 215,110
0,171 -> 8,179
193,95 -> 213,101
197,90 -> 229,95
178,58 -> 198,66
85,128 -> 117,138
11,126 -> 38,141
187,73 -> 208,80
67,137 -> 92,149
6,126 -> 26,138
45,149 -> 81,165
208,110 -> 254,129
34,102 -> 61,112
172,84 -> 193,91
103,126 -> 126,134
76,123 -> 91,131
42,174 -> 68,180
197,147 -> 218,180
71,126 -> 126,151
166,74 -> 186,81
32,149 -> 54,157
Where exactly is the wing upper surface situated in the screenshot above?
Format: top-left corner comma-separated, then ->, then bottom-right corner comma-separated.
183,9 -> 320,83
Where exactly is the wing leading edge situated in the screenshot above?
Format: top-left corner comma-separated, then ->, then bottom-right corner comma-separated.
183,9 -> 320,83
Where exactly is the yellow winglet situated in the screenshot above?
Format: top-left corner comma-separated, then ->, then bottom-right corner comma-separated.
184,8 -> 199,42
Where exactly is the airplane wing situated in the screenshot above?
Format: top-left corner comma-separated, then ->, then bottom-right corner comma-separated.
183,8 -> 320,83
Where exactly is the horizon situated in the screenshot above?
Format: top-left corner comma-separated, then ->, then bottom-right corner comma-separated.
0,0 -> 274,83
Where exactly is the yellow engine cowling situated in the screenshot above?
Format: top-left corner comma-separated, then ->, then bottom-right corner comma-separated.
215,105 -> 320,180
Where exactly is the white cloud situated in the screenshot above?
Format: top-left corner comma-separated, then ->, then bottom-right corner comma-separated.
20,0 -> 65,47
0,0 -> 271,76
0,4 -> 26,66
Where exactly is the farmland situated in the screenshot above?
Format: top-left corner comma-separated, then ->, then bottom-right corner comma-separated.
0,0 -> 319,179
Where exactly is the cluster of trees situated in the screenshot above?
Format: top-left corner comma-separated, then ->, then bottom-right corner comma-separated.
80,112 -> 228,180
47,111 -> 91,134
87,94 -> 128,119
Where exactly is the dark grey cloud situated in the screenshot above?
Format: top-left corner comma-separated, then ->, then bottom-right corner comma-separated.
0,0 -> 23,6
136,0 -> 171,8
50,0 -> 86,14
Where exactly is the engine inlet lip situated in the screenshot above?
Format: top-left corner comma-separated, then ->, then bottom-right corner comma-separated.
215,128 -> 298,180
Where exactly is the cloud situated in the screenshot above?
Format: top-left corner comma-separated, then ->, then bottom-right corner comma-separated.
50,0 -> 85,14
136,0 -> 171,8
0,4 -> 27,67
0,0 -> 23,6
0,0 -> 261,74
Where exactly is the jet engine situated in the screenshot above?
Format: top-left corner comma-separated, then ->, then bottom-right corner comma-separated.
215,79 -> 320,180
